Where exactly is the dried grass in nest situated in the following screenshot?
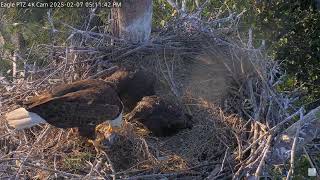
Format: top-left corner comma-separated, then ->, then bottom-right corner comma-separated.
99,123 -> 153,172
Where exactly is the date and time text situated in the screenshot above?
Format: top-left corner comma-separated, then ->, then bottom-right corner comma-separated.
0,1 -> 122,8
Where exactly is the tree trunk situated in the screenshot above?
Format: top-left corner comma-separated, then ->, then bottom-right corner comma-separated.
269,106 -> 320,164
316,0 -> 320,10
12,52 -> 17,78
111,0 -> 152,43
11,31 -> 26,79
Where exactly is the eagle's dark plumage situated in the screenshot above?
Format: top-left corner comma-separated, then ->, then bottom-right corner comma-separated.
6,79 -> 123,139
127,96 -> 193,137
104,68 -> 156,111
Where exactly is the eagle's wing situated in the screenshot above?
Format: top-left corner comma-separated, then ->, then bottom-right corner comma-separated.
23,92 -> 51,106
24,79 -> 106,106
50,79 -> 105,97
28,89 -> 120,128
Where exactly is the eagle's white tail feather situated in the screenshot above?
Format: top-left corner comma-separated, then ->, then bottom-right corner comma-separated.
5,108 -> 46,130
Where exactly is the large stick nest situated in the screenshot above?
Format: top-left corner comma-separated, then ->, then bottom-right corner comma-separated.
0,5 -> 300,180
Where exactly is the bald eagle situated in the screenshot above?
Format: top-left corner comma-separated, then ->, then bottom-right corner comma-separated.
127,96 -> 193,137
5,79 -> 123,139
104,68 -> 156,111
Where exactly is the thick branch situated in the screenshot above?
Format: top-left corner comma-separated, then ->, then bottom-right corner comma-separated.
111,0 -> 152,43
269,106 -> 320,164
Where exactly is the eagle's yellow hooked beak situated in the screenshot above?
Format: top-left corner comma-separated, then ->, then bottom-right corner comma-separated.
89,123 -> 117,154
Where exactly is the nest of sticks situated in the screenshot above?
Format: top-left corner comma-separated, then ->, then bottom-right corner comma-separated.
0,5 -> 304,180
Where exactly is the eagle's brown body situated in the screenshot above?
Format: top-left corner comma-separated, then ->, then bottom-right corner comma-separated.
104,68 -> 156,111
7,79 -> 123,139
127,96 -> 193,137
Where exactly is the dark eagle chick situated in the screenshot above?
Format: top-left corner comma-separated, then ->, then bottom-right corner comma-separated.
104,68 -> 156,111
127,96 -> 193,137
5,79 -> 123,139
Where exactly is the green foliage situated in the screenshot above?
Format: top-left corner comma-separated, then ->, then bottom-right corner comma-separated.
269,155 -> 318,179
259,1 -> 320,110
276,12 -> 320,109
0,6 -> 88,77
269,165 -> 286,179
0,59 -> 11,75
153,0 -> 174,29
293,155 -> 317,180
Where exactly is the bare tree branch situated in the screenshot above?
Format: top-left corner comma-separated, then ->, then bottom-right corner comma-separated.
270,106 -> 320,164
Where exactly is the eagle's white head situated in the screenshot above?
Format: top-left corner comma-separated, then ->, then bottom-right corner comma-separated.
109,111 -> 123,128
